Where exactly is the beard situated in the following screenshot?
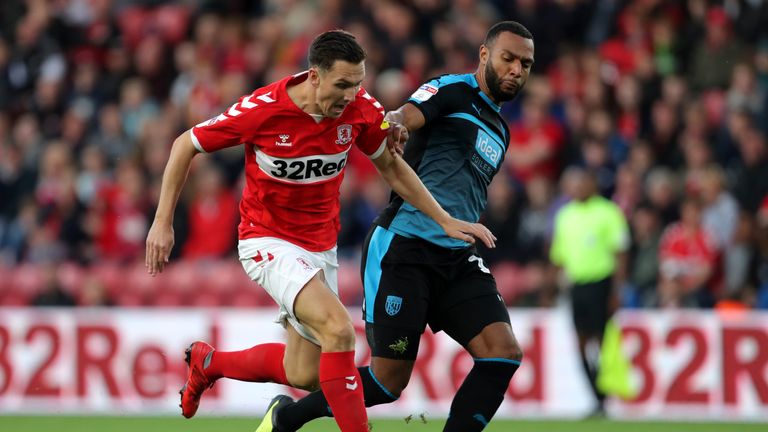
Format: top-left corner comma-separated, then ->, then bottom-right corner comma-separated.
485,59 -> 522,102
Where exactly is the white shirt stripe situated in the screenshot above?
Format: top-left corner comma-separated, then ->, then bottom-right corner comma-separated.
369,138 -> 387,160
189,129 -> 207,153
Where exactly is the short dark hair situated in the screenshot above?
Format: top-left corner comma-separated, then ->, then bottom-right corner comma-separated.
308,30 -> 366,71
484,21 -> 533,46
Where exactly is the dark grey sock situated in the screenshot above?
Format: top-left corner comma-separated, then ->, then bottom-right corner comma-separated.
443,358 -> 520,432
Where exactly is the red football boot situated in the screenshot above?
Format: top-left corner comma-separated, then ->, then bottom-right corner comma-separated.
179,341 -> 216,418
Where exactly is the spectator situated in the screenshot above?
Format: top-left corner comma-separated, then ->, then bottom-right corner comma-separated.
181,161 -> 238,260
78,275 -> 114,307
726,62 -> 766,125
478,175 -> 520,265
91,159 -> 149,262
507,92 -> 565,186
688,7 -> 747,92
31,264 -> 76,307
624,140 -> 655,180
119,77 -> 159,141
88,103 -> 134,167
612,164 -> 642,219
586,108 -> 628,167
699,165 -> 739,251
516,175 -> 553,263
337,170 -> 379,259
724,213 -> 756,298
626,202 -> 662,308
730,128 -> 768,212
645,167 -> 680,226
658,198 -> 718,308
755,196 -> 768,308
643,100 -> 681,167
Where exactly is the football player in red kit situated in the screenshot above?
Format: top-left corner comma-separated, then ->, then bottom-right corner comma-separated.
145,30 -> 495,432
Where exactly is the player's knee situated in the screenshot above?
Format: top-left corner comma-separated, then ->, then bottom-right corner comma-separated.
370,365 -> 410,397
317,316 -> 356,351
482,339 -> 523,362
507,342 -> 524,363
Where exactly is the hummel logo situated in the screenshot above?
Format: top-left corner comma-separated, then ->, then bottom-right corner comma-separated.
345,376 -> 358,391
275,134 -> 292,146
252,251 -> 275,263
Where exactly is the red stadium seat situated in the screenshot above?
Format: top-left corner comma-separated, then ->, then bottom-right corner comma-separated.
228,289 -> 267,308
9,264 -> 45,298
154,5 -> 191,44
123,263 -> 161,297
113,290 -> 145,307
199,261 -> 245,296
190,290 -> 223,308
520,263 -> 546,295
337,259 -> 363,306
163,261 -> 201,296
116,7 -> 149,49
93,262 -> 125,297
0,266 -> 11,292
150,289 -> 187,307
491,262 -> 526,304
57,262 -> 85,299
1,290 -> 31,306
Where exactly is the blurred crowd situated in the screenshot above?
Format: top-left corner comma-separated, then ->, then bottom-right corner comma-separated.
1,0 -> 768,310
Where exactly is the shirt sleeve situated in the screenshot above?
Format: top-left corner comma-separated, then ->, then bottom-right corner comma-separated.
354,89 -> 388,158
406,77 -> 456,123
190,93 -> 263,153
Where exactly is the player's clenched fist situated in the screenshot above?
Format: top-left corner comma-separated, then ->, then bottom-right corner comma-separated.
383,116 -> 408,157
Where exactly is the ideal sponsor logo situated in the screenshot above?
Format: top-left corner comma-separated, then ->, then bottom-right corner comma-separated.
256,149 -> 349,183
475,130 -> 502,166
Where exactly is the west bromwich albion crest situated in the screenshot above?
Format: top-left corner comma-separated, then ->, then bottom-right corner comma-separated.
385,295 -> 402,316
335,124 -> 353,145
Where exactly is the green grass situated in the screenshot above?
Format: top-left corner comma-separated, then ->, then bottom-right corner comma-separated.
0,417 -> 764,432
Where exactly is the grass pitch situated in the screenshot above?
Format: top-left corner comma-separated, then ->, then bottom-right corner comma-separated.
0,416 -> 764,432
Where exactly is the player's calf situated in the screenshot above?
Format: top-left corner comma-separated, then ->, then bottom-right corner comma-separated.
313,316 -> 369,431
283,359 -> 320,391
443,322 -> 522,431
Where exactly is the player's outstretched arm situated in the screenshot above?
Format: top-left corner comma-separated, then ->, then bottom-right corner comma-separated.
371,149 -> 496,248
145,130 -> 199,276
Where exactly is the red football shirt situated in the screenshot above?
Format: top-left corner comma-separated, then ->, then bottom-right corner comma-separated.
658,223 -> 718,289
190,72 -> 388,252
